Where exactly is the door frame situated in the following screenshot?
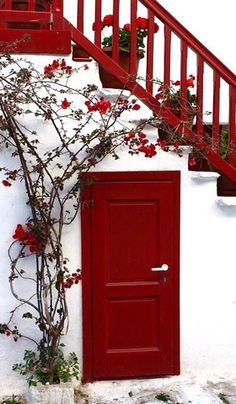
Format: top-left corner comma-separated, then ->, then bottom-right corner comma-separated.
81,171 -> 180,382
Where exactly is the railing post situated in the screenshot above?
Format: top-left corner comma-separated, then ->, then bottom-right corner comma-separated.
77,0 -> 84,32
180,40 -> 188,123
52,0 -> 64,30
146,9 -> 155,94
130,0 -> 138,75
212,71 -> 220,148
94,0 -> 102,47
112,0 -> 120,63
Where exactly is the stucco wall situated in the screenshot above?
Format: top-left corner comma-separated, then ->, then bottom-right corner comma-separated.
1,109 -> 236,395
0,1 -> 235,396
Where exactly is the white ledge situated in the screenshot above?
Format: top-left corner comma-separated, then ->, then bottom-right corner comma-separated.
215,197 -> 236,207
191,172 -> 220,181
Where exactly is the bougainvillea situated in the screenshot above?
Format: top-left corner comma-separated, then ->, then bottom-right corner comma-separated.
0,53 -> 168,385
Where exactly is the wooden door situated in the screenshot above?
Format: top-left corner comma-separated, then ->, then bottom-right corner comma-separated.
81,171 -> 180,382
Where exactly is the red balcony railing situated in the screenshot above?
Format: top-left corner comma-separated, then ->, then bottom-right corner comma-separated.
0,0 -> 70,54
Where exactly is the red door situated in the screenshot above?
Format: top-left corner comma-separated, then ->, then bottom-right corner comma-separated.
81,171 -> 180,382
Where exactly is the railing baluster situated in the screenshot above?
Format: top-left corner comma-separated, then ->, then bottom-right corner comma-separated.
196,55 -> 204,137
146,10 -> 154,94
5,0 -> 11,9
130,0 -> 138,75
77,0 -> 84,32
94,0 -> 102,48
28,0 -> 35,11
112,0 -> 120,63
229,85 -> 236,149
212,71 -> 220,149
163,24 -> 171,86
52,0 -> 63,29
180,40 -> 188,123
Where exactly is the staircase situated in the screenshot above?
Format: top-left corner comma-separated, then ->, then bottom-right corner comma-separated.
0,0 -> 235,187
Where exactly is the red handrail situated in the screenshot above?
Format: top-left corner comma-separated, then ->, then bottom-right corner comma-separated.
140,0 -> 235,86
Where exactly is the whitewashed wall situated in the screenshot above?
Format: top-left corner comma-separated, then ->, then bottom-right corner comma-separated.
0,0 -> 235,397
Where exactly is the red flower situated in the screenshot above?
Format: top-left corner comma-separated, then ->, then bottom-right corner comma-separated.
124,132 -> 135,142
157,139 -> 167,148
65,66 -> 72,74
186,76 -> 195,88
189,158 -> 196,167
13,224 -> 44,253
63,270 -> 82,289
123,23 -> 131,32
44,64 -> 54,77
52,59 -> 60,69
136,17 -> 148,30
2,180 -> 11,187
138,143 -> 157,158
138,132 -> 146,139
85,100 -> 97,112
60,59 -> 66,68
153,23 -> 159,33
174,80 -> 181,86
85,98 -> 111,114
132,104 -> 141,111
5,331 -> 11,337
61,98 -> 71,109
102,14 -> 114,28
44,59 -> 72,78
97,98 -> 111,114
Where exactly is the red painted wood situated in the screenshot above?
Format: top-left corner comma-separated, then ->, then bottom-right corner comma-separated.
51,0 -> 63,29
77,0 -> 84,32
146,10 -> 154,94
163,24 -> 171,85
196,55 -> 204,137
180,40 -> 188,122
112,0 -> 120,63
81,171 -> 180,382
130,0 -> 137,75
67,19 -> 236,183
0,29 -> 71,54
212,71 -> 220,149
229,85 -> 236,147
139,0 -> 235,86
94,0 -> 102,48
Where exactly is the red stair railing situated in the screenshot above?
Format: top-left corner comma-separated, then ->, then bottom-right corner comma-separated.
74,0 -> 235,143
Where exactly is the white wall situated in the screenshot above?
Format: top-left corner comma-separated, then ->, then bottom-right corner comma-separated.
1,105 -> 236,395
0,0 -> 235,397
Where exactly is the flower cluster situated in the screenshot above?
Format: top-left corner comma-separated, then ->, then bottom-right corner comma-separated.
85,97 -> 111,114
2,170 -> 18,187
155,75 -> 197,119
13,223 -> 44,254
44,59 -> 72,78
124,131 -> 157,158
59,269 -> 82,289
123,130 -> 182,158
97,14 -> 159,54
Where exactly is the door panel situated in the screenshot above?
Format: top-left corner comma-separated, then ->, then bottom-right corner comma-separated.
81,172 -> 180,381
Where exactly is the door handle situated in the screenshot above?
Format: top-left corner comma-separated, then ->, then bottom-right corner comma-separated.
151,264 -> 169,272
